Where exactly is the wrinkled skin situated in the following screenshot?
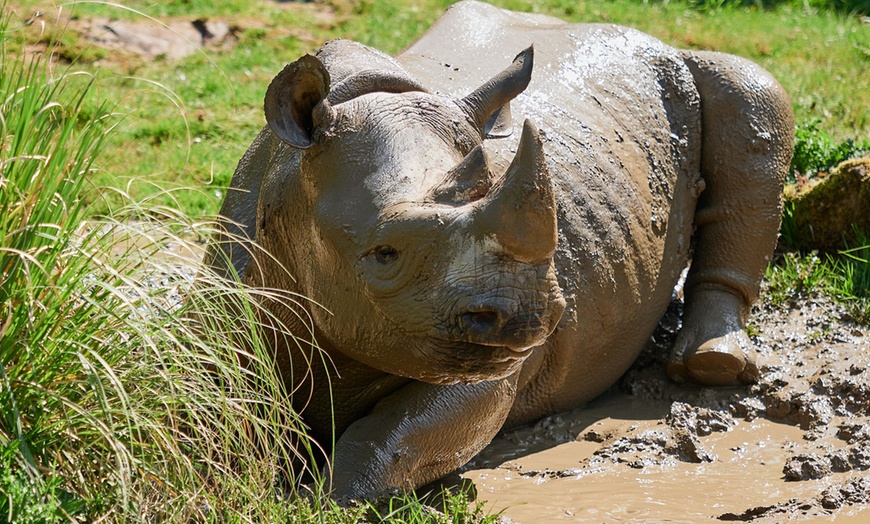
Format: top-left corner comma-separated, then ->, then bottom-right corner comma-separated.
206,0 -> 794,500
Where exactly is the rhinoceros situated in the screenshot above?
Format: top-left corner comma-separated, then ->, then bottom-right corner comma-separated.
206,0 -> 793,499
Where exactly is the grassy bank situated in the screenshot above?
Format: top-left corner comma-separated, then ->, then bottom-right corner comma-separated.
0,20 -> 315,519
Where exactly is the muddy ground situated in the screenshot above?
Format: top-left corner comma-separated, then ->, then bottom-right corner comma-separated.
452,287 -> 870,523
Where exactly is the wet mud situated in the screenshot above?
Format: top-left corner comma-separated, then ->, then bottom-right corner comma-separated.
458,290 -> 870,522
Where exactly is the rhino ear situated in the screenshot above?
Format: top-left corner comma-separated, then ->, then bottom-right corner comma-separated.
460,46 -> 533,138
484,102 -> 513,138
265,55 -> 332,149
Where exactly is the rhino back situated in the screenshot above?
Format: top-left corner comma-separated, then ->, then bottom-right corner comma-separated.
399,0 -> 704,419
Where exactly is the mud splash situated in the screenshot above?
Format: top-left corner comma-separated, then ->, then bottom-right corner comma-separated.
457,293 -> 870,523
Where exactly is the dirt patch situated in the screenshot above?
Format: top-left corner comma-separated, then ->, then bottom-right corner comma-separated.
11,2 -> 343,65
459,290 -> 870,522
76,17 -> 236,60
273,0 -> 341,27
8,6 -> 239,67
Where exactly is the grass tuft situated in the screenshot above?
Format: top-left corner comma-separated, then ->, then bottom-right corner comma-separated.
766,235 -> 870,325
764,252 -> 830,304
829,230 -> 870,323
790,118 -> 870,179
361,486 -> 504,524
0,5 -> 329,521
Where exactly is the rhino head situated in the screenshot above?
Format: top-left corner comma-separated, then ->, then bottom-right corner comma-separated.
262,44 -> 566,385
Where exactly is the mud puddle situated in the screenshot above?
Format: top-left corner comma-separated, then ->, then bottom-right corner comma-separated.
463,395 -> 864,522
456,294 -> 870,523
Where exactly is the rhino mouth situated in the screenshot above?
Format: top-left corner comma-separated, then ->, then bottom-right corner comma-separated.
436,337 -> 538,354
432,339 -> 534,355
448,303 -> 555,352
423,339 -> 534,381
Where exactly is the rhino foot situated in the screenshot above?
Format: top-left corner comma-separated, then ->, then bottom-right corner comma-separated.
667,331 -> 759,386
667,288 -> 759,386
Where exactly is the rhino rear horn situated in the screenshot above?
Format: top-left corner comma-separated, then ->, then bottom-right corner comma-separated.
460,46 -> 534,139
265,55 -> 334,149
429,145 -> 493,204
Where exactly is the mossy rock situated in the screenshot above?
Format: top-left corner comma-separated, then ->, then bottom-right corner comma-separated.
783,157 -> 870,252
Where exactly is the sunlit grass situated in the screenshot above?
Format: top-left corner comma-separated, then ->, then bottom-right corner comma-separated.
765,252 -> 832,305
765,238 -> 870,325
829,231 -> 870,323
0,6 -> 324,520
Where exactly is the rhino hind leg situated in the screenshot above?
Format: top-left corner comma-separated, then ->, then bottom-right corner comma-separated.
668,51 -> 794,386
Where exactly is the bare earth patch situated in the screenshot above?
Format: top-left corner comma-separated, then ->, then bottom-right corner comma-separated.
76,17 -> 236,59
12,2 -> 342,65
459,291 -> 870,523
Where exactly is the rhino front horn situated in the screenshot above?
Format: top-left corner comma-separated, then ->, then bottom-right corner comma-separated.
460,46 -> 534,138
475,119 -> 557,264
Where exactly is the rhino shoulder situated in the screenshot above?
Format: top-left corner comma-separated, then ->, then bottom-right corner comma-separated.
210,128 -> 298,280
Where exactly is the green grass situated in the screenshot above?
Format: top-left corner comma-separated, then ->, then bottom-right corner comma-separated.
765,239 -> 870,324
774,122 -> 869,323
765,252 -> 832,304
0,7 -> 305,520
829,231 -> 870,323
791,119 -> 870,178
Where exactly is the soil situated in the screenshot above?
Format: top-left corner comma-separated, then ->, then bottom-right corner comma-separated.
11,1 -> 340,64
455,286 -> 870,523
77,17 -> 236,60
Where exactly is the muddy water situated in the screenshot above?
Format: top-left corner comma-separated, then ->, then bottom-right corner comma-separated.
456,296 -> 870,523
463,393 -> 863,522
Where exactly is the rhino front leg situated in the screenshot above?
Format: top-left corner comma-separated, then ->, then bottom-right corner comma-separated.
328,374 -> 518,500
668,51 -> 794,386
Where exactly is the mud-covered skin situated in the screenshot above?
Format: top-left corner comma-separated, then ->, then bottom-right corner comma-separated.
206,1 -> 793,499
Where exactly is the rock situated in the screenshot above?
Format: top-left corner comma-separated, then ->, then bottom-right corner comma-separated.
829,449 -> 852,472
669,431 -> 717,463
666,402 -> 733,436
783,157 -> 870,252
849,442 -> 870,470
582,428 -> 606,443
819,477 -> 870,509
80,17 -> 236,59
783,453 -> 832,481
838,422 -> 870,443
718,504 -> 781,521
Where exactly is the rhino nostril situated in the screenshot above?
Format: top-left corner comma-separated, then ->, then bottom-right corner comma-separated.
460,310 -> 502,334
456,306 -> 549,352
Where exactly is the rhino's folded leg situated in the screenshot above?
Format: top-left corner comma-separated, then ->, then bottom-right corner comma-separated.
669,285 -> 760,385
327,374 -> 518,501
668,50 -> 794,386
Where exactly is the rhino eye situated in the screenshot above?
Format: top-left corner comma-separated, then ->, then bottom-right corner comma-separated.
374,245 -> 399,264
